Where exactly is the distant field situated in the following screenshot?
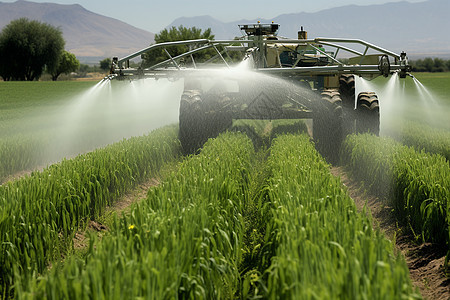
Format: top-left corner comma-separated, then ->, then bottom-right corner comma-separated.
0,79 -> 181,181
1,73 -> 448,137
0,81 -> 97,134
0,81 -> 96,107
407,72 -> 450,103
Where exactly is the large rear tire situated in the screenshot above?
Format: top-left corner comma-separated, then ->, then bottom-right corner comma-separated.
339,74 -> 356,135
313,89 -> 344,164
178,90 -> 232,155
339,74 -> 355,110
355,92 -> 380,135
178,90 -> 204,155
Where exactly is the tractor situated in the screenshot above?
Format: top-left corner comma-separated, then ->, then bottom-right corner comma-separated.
109,22 -> 411,162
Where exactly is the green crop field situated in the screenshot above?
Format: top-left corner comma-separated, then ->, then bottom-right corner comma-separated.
0,80 -> 181,183
410,72 -> 450,102
0,74 -> 449,299
372,72 -> 450,104
6,132 -> 420,299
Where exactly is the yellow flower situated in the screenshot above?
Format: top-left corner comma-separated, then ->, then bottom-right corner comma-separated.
128,224 -> 135,230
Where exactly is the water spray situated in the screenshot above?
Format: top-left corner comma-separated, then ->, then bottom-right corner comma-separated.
103,22 -> 417,158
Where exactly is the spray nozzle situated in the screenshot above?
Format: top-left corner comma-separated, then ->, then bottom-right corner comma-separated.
397,51 -> 412,78
378,55 -> 390,77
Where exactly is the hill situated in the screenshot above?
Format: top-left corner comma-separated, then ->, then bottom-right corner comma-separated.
168,0 -> 450,58
0,0 -> 155,60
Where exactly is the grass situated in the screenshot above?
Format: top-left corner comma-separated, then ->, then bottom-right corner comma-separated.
11,132 -> 420,299
0,75 -> 446,298
0,81 -> 96,129
372,72 -> 450,105
0,125 -> 181,298
15,132 -> 255,299
0,80 -> 181,182
257,134 -> 418,299
409,72 -> 450,102
341,133 -> 449,247
383,120 -> 450,161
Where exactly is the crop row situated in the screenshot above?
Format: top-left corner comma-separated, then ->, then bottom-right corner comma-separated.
0,123 -> 166,184
14,132 -> 420,299
0,118 -> 309,184
231,119 -> 308,149
15,132 -> 255,299
0,125 -> 181,298
385,120 -> 450,161
341,133 -> 449,247
0,135 -> 48,183
258,134 -> 418,299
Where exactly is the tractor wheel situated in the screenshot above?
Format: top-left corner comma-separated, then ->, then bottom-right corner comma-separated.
178,90 -> 204,155
339,74 -> 355,109
339,74 -> 356,134
178,90 -> 232,155
355,92 -> 380,135
313,89 -> 344,164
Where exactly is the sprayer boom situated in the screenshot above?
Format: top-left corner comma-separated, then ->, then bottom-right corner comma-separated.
109,24 -> 411,81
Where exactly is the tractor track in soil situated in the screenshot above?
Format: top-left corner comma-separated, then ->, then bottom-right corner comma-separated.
73,177 -> 161,250
331,166 -> 450,300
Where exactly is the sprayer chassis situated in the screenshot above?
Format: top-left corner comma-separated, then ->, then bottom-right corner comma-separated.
108,23 -> 411,159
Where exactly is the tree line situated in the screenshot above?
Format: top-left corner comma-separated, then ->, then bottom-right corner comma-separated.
0,18 -> 81,81
1,18 -> 449,81
410,57 -> 450,72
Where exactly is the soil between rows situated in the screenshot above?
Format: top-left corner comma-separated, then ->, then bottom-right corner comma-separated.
330,166 -> 450,300
65,159 -> 448,299
73,178 -> 160,250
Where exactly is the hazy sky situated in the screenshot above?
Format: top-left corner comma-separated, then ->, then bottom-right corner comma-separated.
2,0 -> 425,33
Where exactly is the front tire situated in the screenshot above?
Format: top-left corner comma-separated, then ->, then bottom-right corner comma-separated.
178,90 -> 232,155
313,89 -> 344,164
355,92 -> 380,135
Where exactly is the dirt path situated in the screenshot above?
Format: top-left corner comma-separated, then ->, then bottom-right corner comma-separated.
73,178 -> 160,250
330,166 -> 449,300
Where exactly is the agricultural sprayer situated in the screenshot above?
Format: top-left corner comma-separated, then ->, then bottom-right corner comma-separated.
108,23 -> 411,161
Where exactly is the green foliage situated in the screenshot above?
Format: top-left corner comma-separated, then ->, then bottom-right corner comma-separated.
99,57 -> 112,72
0,125 -> 181,297
16,132 -> 254,298
49,50 -> 80,81
77,64 -> 90,76
142,25 -> 215,67
411,57 -> 450,72
342,134 -> 450,247
0,81 -> 99,183
259,134 -> 418,299
385,120 -> 450,161
13,132 -> 421,299
0,80 -> 182,183
0,18 -> 65,81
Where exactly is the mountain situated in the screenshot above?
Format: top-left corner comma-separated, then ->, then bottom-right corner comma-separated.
1,0 -> 448,60
0,0 -> 155,60
167,0 -> 450,58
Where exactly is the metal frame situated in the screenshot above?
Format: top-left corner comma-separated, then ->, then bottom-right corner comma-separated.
110,33 -> 410,80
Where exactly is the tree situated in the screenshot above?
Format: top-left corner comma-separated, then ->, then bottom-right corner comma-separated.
432,58 -> 445,72
411,57 -> 450,72
142,25 -> 215,67
49,50 -> 80,81
422,57 -> 434,72
100,58 -> 112,72
0,18 -> 65,81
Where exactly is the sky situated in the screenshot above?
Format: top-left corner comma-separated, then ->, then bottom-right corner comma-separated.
2,0 -> 425,33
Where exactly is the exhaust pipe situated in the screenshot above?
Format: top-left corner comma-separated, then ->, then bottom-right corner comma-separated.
298,26 -> 307,40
